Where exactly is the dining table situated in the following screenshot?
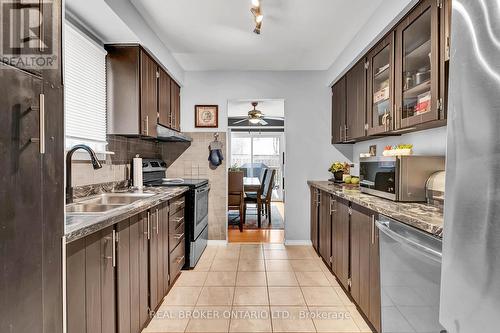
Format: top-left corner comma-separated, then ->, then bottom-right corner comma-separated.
243,177 -> 262,228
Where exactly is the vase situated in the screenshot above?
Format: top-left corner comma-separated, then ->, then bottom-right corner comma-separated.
333,171 -> 344,181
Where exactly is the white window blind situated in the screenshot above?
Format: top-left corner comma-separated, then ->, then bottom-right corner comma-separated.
64,23 -> 107,152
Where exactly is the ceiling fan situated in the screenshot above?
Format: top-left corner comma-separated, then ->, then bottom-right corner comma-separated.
232,102 -> 283,126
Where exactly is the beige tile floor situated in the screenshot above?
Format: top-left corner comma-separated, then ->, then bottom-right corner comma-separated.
143,244 -> 373,333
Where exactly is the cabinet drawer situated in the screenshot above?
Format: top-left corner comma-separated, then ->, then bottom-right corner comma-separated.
169,221 -> 185,252
169,196 -> 185,216
169,209 -> 185,231
170,239 -> 185,282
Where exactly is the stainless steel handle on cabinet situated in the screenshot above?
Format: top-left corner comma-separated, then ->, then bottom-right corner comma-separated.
156,208 -> 159,235
40,94 -> 45,154
339,125 -> 343,142
175,255 -> 185,264
173,217 -> 184,229
147,211 -> 151,240
145,116 -> 149,136
330,198 -> 337,215
112,230 -> 116,267
173,233 -> 184,240
371,215 -> 375,245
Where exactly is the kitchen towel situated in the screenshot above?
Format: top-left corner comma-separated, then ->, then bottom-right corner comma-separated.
208,140 -> 224,168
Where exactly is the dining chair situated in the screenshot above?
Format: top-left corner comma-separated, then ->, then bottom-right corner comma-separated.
228,171 -> 245,232
245,169 -> 276,225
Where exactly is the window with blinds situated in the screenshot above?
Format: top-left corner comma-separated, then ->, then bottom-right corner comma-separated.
64,22 -> 107,152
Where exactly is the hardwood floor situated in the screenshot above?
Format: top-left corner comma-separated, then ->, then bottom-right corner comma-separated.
228,229 -> 284,243
228,201 -> 285,243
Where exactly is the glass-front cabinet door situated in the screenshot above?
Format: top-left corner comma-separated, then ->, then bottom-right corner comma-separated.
395,0 -> 440,129
367,33 -> 394,135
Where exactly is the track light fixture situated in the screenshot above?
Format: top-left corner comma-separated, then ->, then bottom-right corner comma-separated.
251,0 -> 263,34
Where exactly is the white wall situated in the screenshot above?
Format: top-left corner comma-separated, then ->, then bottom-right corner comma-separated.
351,126 -> 447,175
326,0 -> 417,86
181,71 -> 353,242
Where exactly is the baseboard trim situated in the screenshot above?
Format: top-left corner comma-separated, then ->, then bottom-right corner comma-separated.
207,240 -> 228,246
284,240 -> 312,246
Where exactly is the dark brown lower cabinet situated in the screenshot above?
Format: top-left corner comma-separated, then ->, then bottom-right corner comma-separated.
332,197 -> 350,289
66,226 -> 116,333
369,225 -> 381,333
350,204 -> 372,316
310,187 -> 319,252
318,190 -> 332,265
311,187 -> 381,332
150,203 -> 170,312
116,214 -> 149,333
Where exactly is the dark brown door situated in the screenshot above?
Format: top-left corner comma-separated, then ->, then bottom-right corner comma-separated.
140,51 -> 158,137
170,81 -> 181,131
439,0 -> 451,120
67,227 -> 116,333
138,211 -> 150,327
318,190 -> 332,265
331,77 -> 346,143
0,66 -> 44,333
395,0 -> 440,129
367,33 -> 395,135
310,188 -> 319,252
158,69 -> 172,128
332,199 -> 350,289
149,208 -> 159,311
346,59 -> 367,141
66,238 -> 86,333
369,216 -> 381,333
160,202 -> 170,295
116,215 -> 145,333
350,205 -> 371,317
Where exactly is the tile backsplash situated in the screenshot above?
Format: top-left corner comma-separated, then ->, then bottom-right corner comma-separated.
71,135 -> 190,187
167,132 -> 227,241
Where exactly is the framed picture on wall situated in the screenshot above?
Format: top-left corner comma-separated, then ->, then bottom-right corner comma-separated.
195,105 -> 219,128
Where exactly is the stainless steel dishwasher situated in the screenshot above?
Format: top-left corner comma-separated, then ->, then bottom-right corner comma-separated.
376,216 -> 446,333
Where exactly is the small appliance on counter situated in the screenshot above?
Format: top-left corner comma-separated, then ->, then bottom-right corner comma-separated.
142,159 -> 209,269
426,171 -> 446,207
359,156 -> 445,202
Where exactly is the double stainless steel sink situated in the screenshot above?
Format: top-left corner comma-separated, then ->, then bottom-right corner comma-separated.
66,193 -> 155,215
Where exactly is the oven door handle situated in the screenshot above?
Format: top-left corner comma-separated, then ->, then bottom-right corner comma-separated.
196,186 -> 210,194
376,220 -> 442,263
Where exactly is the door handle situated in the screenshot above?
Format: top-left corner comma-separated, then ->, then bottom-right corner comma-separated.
31,94 -> 46,154
371,215 -> 375,245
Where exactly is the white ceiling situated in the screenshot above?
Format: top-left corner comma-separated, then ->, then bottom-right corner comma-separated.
130,0 -> 384,71
228,99 -> 284,117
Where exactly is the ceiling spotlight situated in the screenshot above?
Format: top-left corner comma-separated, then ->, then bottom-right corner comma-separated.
251,1 -> 263,34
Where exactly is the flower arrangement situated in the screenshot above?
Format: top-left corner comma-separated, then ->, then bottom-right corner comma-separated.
329,162 -> 350,181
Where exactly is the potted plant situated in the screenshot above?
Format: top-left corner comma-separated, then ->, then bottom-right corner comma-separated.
329,162 -> 348,181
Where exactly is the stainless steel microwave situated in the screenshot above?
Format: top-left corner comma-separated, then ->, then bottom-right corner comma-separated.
359,156 -> 445,202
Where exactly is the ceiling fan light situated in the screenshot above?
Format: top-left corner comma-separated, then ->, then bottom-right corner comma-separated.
255,14 -> 263,23
249,118 -> 261,124
251,0 -> 260,8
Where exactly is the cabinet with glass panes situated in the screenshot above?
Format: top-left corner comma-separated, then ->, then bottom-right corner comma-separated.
395,0 -> 440,129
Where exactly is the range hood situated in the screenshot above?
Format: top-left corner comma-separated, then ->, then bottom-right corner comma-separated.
156,125 -> 192,142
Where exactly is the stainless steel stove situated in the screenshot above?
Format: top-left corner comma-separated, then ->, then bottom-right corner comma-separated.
142,159 -> 209,268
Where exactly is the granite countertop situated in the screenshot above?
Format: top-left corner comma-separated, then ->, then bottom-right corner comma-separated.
65,187 -> 188,243
308,180 -> 444,237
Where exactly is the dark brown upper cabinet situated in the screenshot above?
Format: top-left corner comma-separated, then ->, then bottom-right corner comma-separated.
331,0 -> 450,143
170,81 -> 181,131
331,76 -> 346,144
346,59 -> 367,141
106,44 -> 181,137
395,0 -> 441,129
367,33 -> 395,135
158,68 -> 172,128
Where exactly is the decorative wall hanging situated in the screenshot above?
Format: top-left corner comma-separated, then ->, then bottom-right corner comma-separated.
195,105 -> 219,128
